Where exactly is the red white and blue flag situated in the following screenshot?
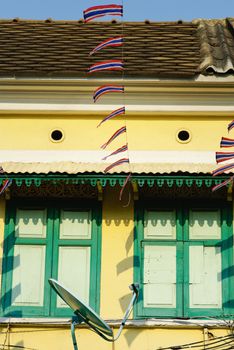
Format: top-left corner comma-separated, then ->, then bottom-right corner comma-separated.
212,162 -> 234,176
97,107 -> 125,127
228,120 -> 234,132
104,158 -> 129,173
212,176 -> 234,192
101,126 -> 126,149
89,36 -> 123,56
88,60 -> 124,74
220,137 -> 234,147
83,4 -> 123,23
90,37 -> 124,55
0,179 -> 12,195
102,144 -> 128,160
93,85 -> 124,102
216,152 -> 234,163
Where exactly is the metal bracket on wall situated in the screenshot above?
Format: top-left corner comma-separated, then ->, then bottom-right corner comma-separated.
227,183 -> 233,202
5,187 -> 11,200
131,181 -> 139,201
97,181 -> 103,201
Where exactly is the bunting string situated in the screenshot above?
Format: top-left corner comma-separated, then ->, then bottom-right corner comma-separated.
88,60 -> 124,74
212,162 -> 234,176
84,0 -> 132,201
212,176 -> 234,192
97,107 -> 125,127
0,166 -> 12,195
104,158 -> 129,173
89,36 -> 124,56
216,152 -> 234,163
119,172 -> 131,202
228,120 -> 234,132
101,126 -> 126,149
212,120 -> 234,191
93,85 -> 124,103
102,144 -> 128,160
220,137 -> 234,148
0,179 -> 12,195
83,4 -> 123,23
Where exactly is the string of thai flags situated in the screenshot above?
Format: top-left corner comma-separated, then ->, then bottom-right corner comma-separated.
212,120 -> 234,191
84,2 -> 131,199
0,166 -> 12,195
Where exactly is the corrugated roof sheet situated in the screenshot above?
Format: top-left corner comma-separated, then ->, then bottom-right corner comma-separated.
0,18 -> 232,78
195,18 -> 234,74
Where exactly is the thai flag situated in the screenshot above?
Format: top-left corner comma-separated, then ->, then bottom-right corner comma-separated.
0,179 -> 12,195
212,176 -> 234,192
88,60 -> 124,74
103,144 -> 128,160
93,85 -> 124,102
228,120 -> 234,132
97,107 -> 125,127
90,37 -> 124,55
83,4 -> 123,23
119,172 -> 131,200
212,162 -> 234,176
104,158 -> 129,173
216,152 -> 234,163
220,137 -> 234,147
101,126 -> 126,149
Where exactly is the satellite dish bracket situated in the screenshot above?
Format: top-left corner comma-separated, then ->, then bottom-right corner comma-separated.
49,279 -> 139,350
71,319 -> 80,350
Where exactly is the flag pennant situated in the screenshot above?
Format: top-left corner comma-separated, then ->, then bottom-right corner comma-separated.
101,126 -> 126,149
119,172 -> 131,200
228,120 -> 234,132
88,60 -> 124,74
212,162 -> 234,176
212,176 -> 234,192
90,37 -> 124,56
93,85 -> 124,103
104,158 -> 129,173
97,107 -> 125,127
0,179 -> 12,195
102,144 -> 128,160
220,137 -> 234,148
83,4 -> 123,23
216,152 -> 234,163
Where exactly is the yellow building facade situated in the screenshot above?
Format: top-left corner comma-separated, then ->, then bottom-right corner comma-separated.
0,18 -> 232,350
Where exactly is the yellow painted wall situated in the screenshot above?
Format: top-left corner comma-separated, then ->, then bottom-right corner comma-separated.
0,114 -> 231,150
101,187 -> 134,319
0,112 -> 232,349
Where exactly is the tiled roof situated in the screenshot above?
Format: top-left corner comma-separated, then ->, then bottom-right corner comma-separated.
195,18 -> 234,74
0,18 -> 233,78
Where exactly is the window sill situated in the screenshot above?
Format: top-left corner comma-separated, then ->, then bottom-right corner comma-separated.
0,318 -> 231,328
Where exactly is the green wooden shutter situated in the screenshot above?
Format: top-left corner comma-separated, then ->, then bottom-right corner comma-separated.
189,245 -> 222,308
143,244 -> 176,308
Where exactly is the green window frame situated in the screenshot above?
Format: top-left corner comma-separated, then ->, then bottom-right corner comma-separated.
1,199 -> 102,317
134,200 -> 234,319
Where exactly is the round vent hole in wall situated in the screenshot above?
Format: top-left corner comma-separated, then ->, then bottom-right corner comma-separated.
50,129 -> 64,142
176,129 -> 191,143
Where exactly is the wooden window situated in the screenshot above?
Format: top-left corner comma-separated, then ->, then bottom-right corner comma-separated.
1,200 -> 101,317
134,202 -> 234,318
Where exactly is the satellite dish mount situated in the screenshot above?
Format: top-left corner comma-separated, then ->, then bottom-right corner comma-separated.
49,279 -> 139,350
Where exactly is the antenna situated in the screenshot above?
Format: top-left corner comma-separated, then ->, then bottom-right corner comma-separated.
49,279 -> 139,350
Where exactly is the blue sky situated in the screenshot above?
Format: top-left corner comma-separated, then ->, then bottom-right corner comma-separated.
1,0 -> 234,21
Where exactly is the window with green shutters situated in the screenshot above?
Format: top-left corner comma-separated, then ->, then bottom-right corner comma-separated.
134,201 -> 234,318
1,200 -> 101,317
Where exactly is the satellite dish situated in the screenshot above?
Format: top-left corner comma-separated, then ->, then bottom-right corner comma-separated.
49,279 -> 113,337
49,278 -> 139,350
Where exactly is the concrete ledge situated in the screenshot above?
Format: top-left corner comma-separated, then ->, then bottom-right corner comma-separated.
0,318 -> 231,329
